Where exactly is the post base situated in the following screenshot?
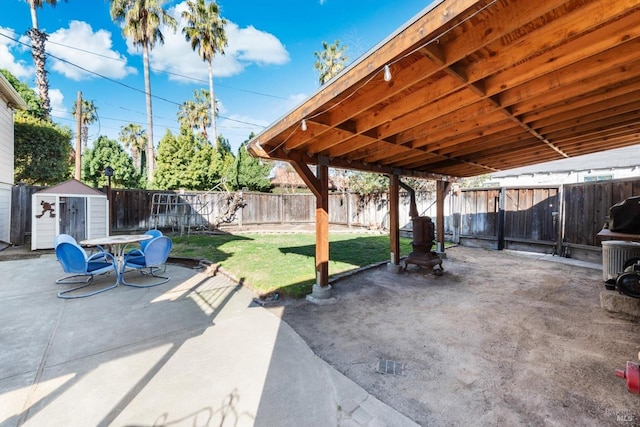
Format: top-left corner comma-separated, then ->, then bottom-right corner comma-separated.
386,262 -> 403,274
306,284 -> 335,304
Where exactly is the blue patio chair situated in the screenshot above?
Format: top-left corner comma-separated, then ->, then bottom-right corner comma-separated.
55,233 -> 108,256
55,241 -> 119,299
141,229 -> 163,251
54,233 -> 76,246
126,229 -> 163,257
121,236 -> 172,287
125,229 -> 165,273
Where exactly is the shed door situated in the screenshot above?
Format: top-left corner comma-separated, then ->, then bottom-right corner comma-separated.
59,197 -> 87,241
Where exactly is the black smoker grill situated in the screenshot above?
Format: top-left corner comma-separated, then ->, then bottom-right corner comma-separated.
602,196 -> 640,298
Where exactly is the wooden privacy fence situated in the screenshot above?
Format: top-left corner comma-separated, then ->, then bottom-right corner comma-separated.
10,177 -> 639,262
448,186 -> 560,251
9,185 -> 437,244
448,177 -> 640,262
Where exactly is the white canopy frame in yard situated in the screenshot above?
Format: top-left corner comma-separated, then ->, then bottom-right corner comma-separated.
149,181 -> 244,236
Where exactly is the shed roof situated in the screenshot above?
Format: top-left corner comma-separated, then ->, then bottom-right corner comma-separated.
248,0 -> 640,180
37,179 -> 106,197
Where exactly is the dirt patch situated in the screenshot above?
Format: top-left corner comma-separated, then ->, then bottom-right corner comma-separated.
272,246 -> 640,426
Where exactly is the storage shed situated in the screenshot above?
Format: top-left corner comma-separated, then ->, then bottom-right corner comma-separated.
31,179 -> 109,250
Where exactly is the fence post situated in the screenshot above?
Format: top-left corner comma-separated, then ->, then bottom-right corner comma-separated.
556,184 -> 564,256
497,187 -> 506,250
238,191 -> 243,227
347,190 -> 352,228
449,187 -> 462,244
280,194 -> 284,225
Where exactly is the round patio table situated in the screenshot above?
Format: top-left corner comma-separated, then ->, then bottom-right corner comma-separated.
80,234 -> 153,283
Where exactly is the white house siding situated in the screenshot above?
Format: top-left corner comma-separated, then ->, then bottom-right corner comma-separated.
490,168 -> 640,187
0,95 -> 14,243
487,145 -> 640,187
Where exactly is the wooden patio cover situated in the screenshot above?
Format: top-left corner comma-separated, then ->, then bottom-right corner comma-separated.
247,0 -> 640,296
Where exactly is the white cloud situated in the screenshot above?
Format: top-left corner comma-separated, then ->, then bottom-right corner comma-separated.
47,21 -> 136,81
0,27 -> 34,79
49,87 -> 67,117
225,23 -> 289,66
141,2 -> 289,83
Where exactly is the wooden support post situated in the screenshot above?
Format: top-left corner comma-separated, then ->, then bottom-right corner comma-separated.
316,163 -> 329,287
389,174 -> 401,269
436,180 -> 448,255
290,160 -> 332,300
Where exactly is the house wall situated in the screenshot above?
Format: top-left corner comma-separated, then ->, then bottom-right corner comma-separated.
488,167 -> 639,187
0,95 -> 14,242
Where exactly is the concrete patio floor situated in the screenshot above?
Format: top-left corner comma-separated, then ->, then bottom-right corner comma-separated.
274,246 -> 640,426
0,252 -> 416,427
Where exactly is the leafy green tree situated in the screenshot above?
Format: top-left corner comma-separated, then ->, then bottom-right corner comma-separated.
217,134 -> 232,155
348,171 -> 388,194
25,0 -> 66,118
460,174 -> 490,188
401,177 -> 435,193
14,115 -> 71,185
110,0 -> 177,183
118,123 -> 147,173
154,128 -> 221,190
82,136 -> 140,188
228,136 -> 271,192
216,135 -> 235,182
177,89 -> 211,140
0,69 -> 47,119
182,0 -> 227,146
71,99 -> 98,149
314,40 -> 348,85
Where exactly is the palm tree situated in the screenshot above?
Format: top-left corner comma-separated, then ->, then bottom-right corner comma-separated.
119,123 -> 147,173
314,40 -> 348,85
110,0 -> 177,183
181,0 -> 227,148
26,0 -> 66,119
177,89 -> 212,140
177,99 -> 197,131
71,99 -> 98,150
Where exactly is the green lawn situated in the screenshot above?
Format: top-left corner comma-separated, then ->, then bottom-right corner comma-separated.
170,232 -> 413,298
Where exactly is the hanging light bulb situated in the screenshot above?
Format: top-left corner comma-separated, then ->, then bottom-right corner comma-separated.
383,64 -> 392,82
301,119 -> 307,131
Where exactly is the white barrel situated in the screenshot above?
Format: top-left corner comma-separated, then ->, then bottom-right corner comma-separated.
601,240 -> 640,282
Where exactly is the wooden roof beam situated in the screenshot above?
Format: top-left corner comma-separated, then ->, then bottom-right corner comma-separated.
546,113 -> 640,141
476,0 -> 640,93
539,99 -> 640,135
527,88 -> 640,129
508,57 -> 640,116
270,145 -> 453,181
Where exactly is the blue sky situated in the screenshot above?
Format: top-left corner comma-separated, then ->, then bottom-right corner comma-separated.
1,0 -> 433,154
